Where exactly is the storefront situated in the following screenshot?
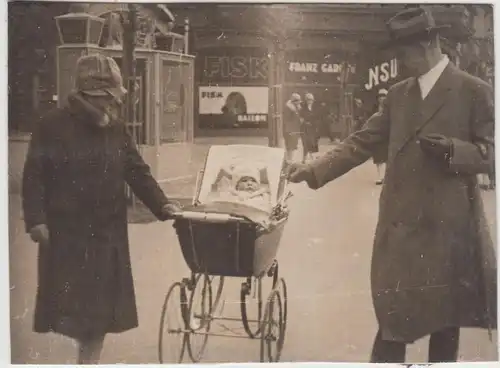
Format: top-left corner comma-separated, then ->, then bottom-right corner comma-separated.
196,47 -> 269,131
158,4 -> 479,140
284,49 -> 357,102
193,44 -> 361,137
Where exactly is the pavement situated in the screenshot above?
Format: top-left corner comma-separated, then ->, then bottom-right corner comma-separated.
8,139 -> 499,364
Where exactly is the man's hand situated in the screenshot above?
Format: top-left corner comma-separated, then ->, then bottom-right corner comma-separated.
286,163 -> 314,184
29,224 -> 49,246
419,133 -> 453,162
160,202 -> 182,221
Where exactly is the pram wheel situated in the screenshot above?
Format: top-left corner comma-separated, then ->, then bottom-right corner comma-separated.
158,282 -> 189,363
260,289 -> 284,362
276,277 -> 288,344
240,261 -> 279,338
187,274 -> 213,362
209,275 -> 225,316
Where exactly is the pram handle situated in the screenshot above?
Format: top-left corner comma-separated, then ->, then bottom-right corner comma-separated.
172,211 -> 242,223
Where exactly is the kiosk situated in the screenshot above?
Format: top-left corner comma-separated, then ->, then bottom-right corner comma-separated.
55,5 -> 195,180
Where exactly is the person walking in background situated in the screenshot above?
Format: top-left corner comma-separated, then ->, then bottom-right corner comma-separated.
287,7 -> 496,363
283,92 -> 303,161
300,92 -> 320,162
328,104 -> 342,143
22,54 -> 181,364
371,89 -> 388,185
319,101 -> 336,143
352,96 -> 369,136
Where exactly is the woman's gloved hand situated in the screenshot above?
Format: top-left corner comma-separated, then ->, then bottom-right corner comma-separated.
160,202 -> 182,221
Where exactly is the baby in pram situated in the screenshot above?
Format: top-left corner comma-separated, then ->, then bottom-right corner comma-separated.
207,166 -> 271,211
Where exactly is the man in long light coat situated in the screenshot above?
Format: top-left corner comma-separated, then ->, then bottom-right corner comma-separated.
288,7 -> 497,363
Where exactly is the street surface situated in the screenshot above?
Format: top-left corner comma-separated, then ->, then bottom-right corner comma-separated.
9,141 -> 498,364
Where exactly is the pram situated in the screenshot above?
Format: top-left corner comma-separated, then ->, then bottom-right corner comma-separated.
158,144 -> 292,363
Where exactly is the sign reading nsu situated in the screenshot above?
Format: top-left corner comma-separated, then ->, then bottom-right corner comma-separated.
364,58 -> 399,91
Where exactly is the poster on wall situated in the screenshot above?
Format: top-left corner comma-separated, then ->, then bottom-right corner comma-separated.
199,86 -> 269,129
160,61 -> 185,143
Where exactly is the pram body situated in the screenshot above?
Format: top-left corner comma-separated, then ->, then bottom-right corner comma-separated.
158,144 -> 291,363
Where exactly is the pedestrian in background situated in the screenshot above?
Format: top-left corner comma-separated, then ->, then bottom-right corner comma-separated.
371,89 -> 388,185
300,92 -> 320,162
318,102 -> 336,143
352,96 -> 369,135
327,104 -> 341,143
22,54 -> 181,364
283,92 -> 303,161
288,7 -> 496,363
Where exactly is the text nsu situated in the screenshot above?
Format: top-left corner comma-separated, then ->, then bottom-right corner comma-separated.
364,58 -> 398,91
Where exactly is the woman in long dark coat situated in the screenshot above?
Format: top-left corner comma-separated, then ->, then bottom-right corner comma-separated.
22,54 -> 179,364
300,93 -> 320,162
283,93 -> 302,161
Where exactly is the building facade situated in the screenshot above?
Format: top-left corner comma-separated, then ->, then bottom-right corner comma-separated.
9,3 -> 491,138
167,4 -> 486,139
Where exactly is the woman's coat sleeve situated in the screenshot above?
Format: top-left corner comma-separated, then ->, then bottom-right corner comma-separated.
123,128 -> 169,218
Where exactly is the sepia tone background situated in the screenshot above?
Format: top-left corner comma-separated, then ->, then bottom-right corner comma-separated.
8,2 -> 497,363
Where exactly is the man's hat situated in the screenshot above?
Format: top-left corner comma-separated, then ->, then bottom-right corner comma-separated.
305,92 -> 315,101
75,54 -> 127,101
378,88 -> 388,97
383,7 -> 450,48
291,93 -> 301,103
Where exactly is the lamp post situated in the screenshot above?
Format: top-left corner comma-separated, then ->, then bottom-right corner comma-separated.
121,4 -> 137,140
263,6 -> 287,149
268,40 -> 285,148
121,4 -> 138,208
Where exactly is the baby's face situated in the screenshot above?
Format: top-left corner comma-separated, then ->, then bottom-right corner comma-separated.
236,177 -> 259,192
